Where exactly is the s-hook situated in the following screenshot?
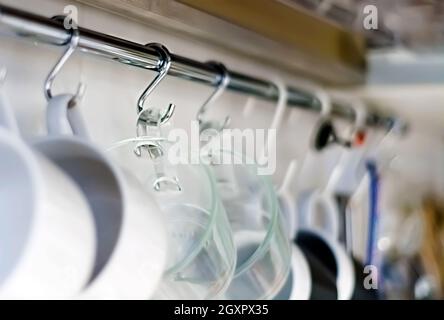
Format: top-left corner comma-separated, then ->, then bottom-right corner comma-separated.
196,61 -> 231,133
137,43 -> 176,127
135,43 -> 175,158
134,43 -> 182,192
44,15 -> 85,107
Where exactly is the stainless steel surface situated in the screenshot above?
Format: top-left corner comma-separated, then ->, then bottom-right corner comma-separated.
0,4 -> 398,130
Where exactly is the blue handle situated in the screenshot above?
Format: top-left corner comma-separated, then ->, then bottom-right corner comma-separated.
366,161 -> 379,267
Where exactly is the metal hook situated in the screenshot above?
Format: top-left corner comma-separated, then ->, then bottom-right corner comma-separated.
310,86 -> 354,151
329,92 -> 369,147
349,98 -> 368,146
137,43 -> 176,126
196,61 -> 231,132
314,86 -> 332,118
44,15 -> 85,104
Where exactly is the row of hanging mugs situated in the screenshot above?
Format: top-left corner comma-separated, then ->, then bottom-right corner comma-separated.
0,34 -> 378,300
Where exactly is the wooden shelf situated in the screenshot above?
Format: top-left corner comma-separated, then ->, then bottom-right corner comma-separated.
76,0 -> 367,85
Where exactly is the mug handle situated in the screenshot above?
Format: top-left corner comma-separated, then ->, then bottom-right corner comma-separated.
47,94 -> 90,140
305,191 -> 340,240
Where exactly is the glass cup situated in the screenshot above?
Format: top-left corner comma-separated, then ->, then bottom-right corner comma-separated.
206,149 -> 292,300
107,138 -> 236,299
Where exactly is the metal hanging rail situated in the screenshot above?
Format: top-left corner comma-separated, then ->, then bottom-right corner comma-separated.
0,4 -> 398,130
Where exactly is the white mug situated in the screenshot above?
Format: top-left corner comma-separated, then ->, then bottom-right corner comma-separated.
0,93 -> 96,299
297,229 -> 355,300
33,94 -> 168,299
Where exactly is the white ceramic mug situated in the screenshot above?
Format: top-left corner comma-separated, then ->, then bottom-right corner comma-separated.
33,94 -> 168,299
297,229 -> 355,300
0,93 -> 96,299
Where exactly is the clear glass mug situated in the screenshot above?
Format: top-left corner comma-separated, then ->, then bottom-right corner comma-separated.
206,149 -> 292,300
107,139 -> 236,299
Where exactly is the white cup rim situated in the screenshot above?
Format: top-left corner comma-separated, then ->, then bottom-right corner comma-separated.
289,244 -> 312,300
301,229 -> 355,300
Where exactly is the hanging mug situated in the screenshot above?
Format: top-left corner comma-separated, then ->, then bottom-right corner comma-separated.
33,94 -> 168,299
0,92 -> 96,299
